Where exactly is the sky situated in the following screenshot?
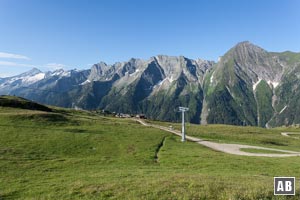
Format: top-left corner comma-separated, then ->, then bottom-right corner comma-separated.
0,0 -> 300,77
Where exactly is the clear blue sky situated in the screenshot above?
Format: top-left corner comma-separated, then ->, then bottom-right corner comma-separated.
0,0 -> 300,77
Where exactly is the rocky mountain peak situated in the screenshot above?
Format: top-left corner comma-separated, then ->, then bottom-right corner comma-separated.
218,41 -> 284,83
88,62 -> 111,80
231,41 -> 267,58
20,68 -> 42,77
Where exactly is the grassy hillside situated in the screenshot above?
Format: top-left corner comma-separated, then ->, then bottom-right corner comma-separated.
1,96 -> 300,199
255,80 -> 274,127
0,95 -> 52,112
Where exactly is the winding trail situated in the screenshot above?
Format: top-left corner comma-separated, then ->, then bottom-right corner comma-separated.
136,119 -> 300,157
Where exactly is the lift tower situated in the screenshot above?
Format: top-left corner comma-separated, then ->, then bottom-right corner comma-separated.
178,107 -> 189,142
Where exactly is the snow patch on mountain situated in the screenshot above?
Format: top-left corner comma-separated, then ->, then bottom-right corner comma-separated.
226,86 -> 235,98
51,69 -> 71,77
0,72 -> 45,87
267,80 -> 279,88
253,78 -> 262,91
210,71 -> 215,84
168,76 -> 174,83
22,73 -> 45,84
152,76 -> 175,91
279,105 -> 287,114
129,69 -> 140,77
80,79 -> 91,85
157,79 -> 164,86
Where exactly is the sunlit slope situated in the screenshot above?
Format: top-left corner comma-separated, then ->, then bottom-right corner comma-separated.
1,96 -> 300,199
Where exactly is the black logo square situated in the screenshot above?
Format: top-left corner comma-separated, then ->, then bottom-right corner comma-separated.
274,177 -> 295,195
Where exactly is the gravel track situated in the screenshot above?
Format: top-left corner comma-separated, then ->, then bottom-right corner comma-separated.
136,120 -> 300,157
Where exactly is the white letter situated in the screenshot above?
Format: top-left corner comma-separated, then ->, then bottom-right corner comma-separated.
277,181 -> 284,191
285,181 -> 292,191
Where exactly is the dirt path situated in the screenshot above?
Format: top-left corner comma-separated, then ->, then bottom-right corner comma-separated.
136,120 -> 300,157
281,132 -> 300,139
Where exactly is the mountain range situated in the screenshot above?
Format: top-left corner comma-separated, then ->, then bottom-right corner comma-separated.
1,41 -> 300,127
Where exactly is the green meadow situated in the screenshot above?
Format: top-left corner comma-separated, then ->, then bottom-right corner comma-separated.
1,96 -> 300,199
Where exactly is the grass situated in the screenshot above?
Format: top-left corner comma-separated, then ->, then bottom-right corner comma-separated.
1,96 -> 300,199
287,134 -> 300,138
240,148 -> 289,154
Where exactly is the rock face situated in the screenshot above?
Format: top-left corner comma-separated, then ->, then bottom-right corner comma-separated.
99,55 -> 214,123
203,41 -> 300,127
0,41 -> 300,127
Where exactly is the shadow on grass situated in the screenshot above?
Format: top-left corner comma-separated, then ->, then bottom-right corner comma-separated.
261,140 -> 288,146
